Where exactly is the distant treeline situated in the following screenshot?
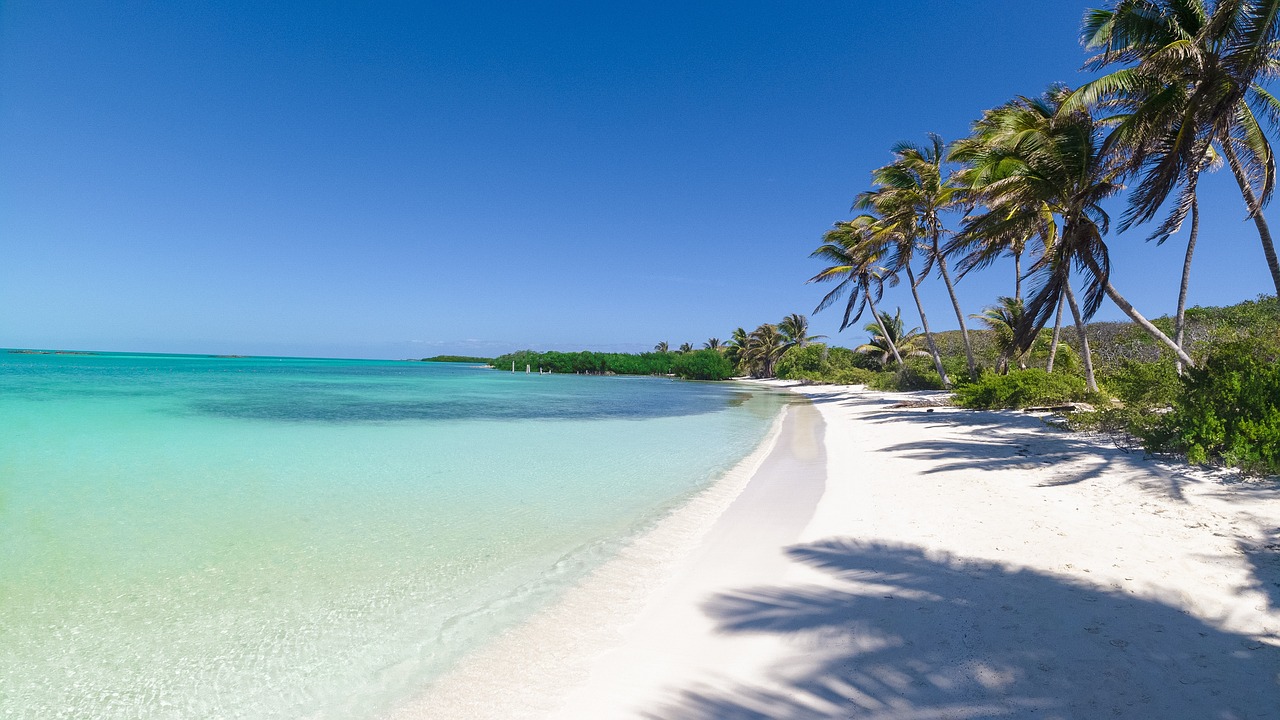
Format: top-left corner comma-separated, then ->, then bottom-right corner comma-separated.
490,349 -> 734,381
421,355 -> 493,363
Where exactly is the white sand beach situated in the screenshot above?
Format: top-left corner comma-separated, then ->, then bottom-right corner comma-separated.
395,382 -> 1280,719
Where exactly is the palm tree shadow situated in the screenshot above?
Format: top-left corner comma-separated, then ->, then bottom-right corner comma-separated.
1241,524 -> 1280,611
857,406 -> 1207,499
649,538 -> 1279,719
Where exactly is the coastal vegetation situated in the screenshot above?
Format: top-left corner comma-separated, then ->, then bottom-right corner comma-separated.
488,3 -> 1280,476
797,1 -> 1280,476
420,355 -> 492,363
489,348 -> 735,381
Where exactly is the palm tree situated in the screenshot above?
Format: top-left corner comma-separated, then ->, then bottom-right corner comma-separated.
744,324 -> 785,378
857,134 -> 978,381
654,341 -> 669,353
856,309 -> 926,368
1076,0 -> 1280,299
724,327 -> 749,369
778,313 -> 826,351
678,342 -> 693,354
704,338 -> 723,351
952,86 -> 1195,382
972,297 -> 1033,373
851,206 -> 950,387
808,217 -> 905,366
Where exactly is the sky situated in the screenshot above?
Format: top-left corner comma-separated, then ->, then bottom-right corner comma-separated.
2,1 -> 1275,359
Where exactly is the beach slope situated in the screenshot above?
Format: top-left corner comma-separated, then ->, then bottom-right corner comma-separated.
401,383 -> 1280,719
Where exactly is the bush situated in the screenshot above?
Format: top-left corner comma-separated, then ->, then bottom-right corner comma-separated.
1148,341 -> 1280,475
1100,359 -> 1181,409
857,358 -> 944,392
953,369 -> 1088,410
671,349 -> 735,381
773,344 -> 874,384
774,345 -> 828,379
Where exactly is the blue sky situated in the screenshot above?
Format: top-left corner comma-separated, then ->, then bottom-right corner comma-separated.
1,1 -> 1274,358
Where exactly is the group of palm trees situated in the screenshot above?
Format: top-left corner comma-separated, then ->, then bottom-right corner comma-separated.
810,0 -> 1280,390
657,314 -> 824,378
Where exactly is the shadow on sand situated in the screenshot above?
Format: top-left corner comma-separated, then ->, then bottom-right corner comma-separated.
650,538 -> 1280,720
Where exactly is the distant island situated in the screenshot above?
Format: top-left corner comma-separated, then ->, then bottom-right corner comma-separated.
420,355 -> 493,363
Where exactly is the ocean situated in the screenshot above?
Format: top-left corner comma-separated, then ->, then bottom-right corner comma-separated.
0,351 -> 788,719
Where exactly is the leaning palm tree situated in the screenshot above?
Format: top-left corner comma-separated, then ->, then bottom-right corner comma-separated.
704,338 -> 723,351
1075,0 -> 1280,299
778,313 -> 826,351
852,204 -> 950,387
952,85 -> 1196,380
654,341 -> 669,353
744,324 -> 786,378
807,217 -> 905,366
1072,1 -> 1258,370
858,134 -> 978,381
856,309 -> 926,368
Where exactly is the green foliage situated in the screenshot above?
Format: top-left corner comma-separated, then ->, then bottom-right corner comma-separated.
1149,341 -> 1280,476
423,355 -> 492,363
774,345 -> 828,378
491,350 -> 676,376
953,369 -> 1087,410
859,357 -> 944,392
670,349 -> 735,381
774,343 -> 874,385
1099,359 -> 1181,408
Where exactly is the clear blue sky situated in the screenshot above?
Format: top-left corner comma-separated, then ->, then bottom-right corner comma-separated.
2,1 -> 1273,358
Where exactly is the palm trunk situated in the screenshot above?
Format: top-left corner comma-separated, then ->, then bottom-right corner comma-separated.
1222,141 -> 1280,297
1174,194 -> 1200,375
933,236 -> 978,380
905,264 -> 951,388
1063,280 -> 1098,393
1014,250 -> 1023,303
864,289 -> 903,366
1081,255 -> 1196,369
1046,293 -> 1065,373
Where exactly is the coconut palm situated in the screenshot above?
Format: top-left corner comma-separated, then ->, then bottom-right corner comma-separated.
678,342 -> 693,354
704,338 -> 723,351
724,327 -> 749,369
852,205 -> 950,387
952,86 -> 1195,381
744,324 -> 786,378
778,313 -> 826,351
1075,0 -> 1280,299
855,309 -> 926,368
808,217 -> 905,366
857,135 -> 978,381
972,297 -> 1033,373
654,341 -> 669,353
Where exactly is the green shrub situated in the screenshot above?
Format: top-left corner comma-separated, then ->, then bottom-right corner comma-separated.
953,369 -> 1088,410
828,367 -> 876,385
1149,341 -> 1280,475
774,345 -> 828,379
1100,359 -> 1181,408
867,370 -> 901,391
671,349 -> 735,381
858,358 -> 943,392
773,344 -> 875,384
897,357 -> 944,391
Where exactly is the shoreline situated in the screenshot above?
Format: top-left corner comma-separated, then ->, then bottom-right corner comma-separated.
391,381 -> 1280,719
387,390 -> 804,718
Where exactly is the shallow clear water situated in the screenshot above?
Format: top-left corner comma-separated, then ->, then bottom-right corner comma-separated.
0,352 -> 787,719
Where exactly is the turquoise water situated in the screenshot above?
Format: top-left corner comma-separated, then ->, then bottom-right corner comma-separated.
0,352 -> 787,719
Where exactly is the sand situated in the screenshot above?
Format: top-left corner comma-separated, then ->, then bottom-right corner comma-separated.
394,382 -> 1280,719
